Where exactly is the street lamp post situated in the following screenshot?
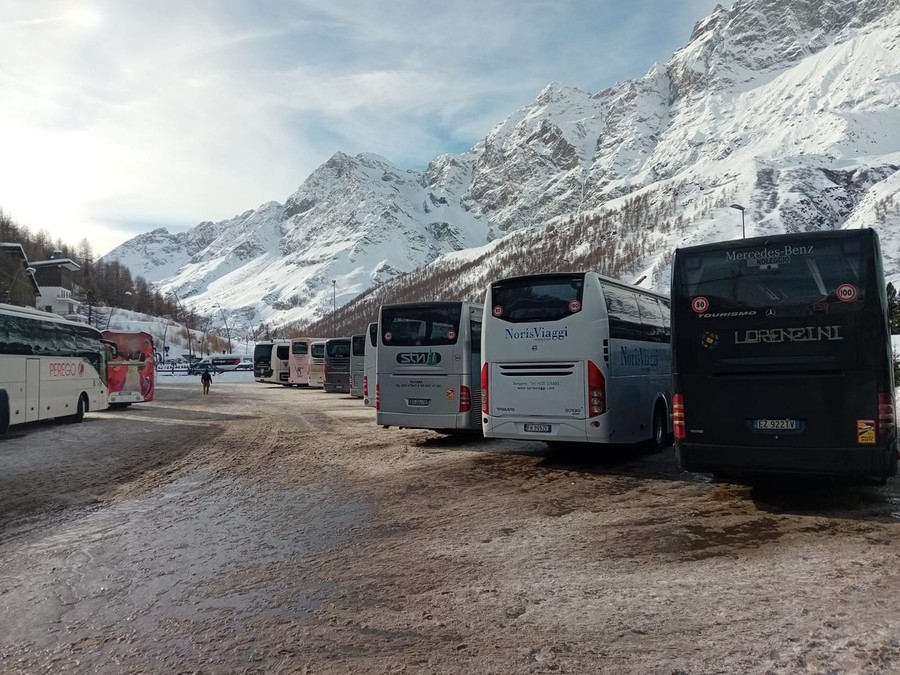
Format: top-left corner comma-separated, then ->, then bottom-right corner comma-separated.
166,290 -> 192,360
215,302 -> 232,352
331,280 -> 336,337
730,203 -> 746,239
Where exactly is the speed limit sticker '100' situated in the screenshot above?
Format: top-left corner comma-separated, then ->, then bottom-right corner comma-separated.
836,284 -> 857,302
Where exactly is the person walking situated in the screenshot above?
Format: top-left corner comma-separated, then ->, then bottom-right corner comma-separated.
201,368 -> 212,395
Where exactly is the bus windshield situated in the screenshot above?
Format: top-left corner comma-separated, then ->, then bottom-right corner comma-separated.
677,238 -> 868,315
673,234 -> 877,373
490,274 -> 584,323
326,340 -> 350,358
381,303 -> 461,346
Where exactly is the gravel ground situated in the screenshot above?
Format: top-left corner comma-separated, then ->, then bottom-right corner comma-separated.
1,371 -> 899,674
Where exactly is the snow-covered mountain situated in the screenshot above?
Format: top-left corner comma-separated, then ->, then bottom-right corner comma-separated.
103,0 -> 900,334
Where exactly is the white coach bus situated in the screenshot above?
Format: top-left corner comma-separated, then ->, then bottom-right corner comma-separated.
363,321 -> 377,407
481,272 -> 672,449
1,303 -> 111,434
376,301 -> 482,433
349,332 -> 367,398
288,337 -> 325,386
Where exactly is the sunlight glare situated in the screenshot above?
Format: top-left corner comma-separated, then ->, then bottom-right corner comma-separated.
65,7 -> 101,29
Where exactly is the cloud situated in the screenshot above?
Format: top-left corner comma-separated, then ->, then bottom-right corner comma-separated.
0,0 -> 718,256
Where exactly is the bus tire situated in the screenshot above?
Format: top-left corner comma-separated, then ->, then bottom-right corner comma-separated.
0,389 -> 9,435
649,402 -> 667,453
71,394 -> 87,423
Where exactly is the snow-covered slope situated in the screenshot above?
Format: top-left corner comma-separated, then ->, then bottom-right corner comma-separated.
103,0 -> 900,332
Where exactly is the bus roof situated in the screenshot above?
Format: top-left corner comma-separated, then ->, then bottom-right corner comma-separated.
0,303 -> 102,332
674,227 -> 877,255
489,272 -> 668,301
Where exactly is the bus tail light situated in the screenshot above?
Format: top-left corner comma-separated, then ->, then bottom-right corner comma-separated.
587,361 -> 606,417
673,393 -> 685,440
481,363 -> 489,414
878,392 -> 895,439
459,385 -> 471,413
376,384 -> 380,410
363,375 -> 369,398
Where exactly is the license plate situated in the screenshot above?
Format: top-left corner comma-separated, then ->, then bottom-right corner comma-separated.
524,423 -> 552,433
752,418 -> 800,431
407,398 -> 430,407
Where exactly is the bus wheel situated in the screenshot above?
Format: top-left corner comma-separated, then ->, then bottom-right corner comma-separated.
650,403 -> 667,453
71,394 -> 87,423
0,389 -> 10,435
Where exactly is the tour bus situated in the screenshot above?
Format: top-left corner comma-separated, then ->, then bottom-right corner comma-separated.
349,333 -> 367,398
324,337 -> 352,393
671,228 -> 897,480
377,301 -> 483,433
190,353 -> 252,373
253,340 -> 289,383
102,330 -> 156,406
308,340 -> 326,388
1,303 -> 111,434
363,321 -> 377,407
288,337 -> 325,386
270,341 -> 291,384
481,272 -> 672,449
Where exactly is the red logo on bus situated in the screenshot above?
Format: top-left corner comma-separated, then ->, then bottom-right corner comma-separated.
691,296 -> 710,313
568,300 -> 581,313
492,305 -> 503,317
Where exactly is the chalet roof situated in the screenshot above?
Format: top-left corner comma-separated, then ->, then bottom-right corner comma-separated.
0,242 -> 28,260
31,258 -> 81,272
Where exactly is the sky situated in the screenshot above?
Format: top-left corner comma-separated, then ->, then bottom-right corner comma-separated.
0,0 -> 717,257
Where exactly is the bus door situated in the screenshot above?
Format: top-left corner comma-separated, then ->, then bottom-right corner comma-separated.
26,358 -> 40,422
674,236 -> 881,452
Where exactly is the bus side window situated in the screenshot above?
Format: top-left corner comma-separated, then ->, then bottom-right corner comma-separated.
602,285 -> 643,341
658,299 -> 672,344
636,294 -> 668,343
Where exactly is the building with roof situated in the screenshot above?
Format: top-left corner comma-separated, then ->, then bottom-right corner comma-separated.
0,242 -> 39,307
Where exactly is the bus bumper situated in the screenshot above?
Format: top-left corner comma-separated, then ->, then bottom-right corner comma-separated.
676,440 -> 898,478
377,411 -> 478,432
483,418 -> 590,443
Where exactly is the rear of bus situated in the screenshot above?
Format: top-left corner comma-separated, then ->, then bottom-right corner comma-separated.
253,342 -> 274,382
289,338 -> 320,385
102,330 -> 155,405
376,302 -> 481,432
671,228 -> 897,479
349,334 -> 366,397
268,341 -> 291,384
324,338 -> 351,393
309,341 -> 326,388
482,273 -> 604,443
363,322 -> 377,407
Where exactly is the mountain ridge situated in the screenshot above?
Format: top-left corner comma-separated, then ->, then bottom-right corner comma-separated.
102,0 -> 900,337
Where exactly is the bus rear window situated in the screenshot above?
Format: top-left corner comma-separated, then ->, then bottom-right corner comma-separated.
352,335 -> 366,355
381,303 -> 461,346
677,238 -> 869,316
311,344 -> 325,358
490,274 -> 584,323
327,340 -> 351,358
292,341 -> 309,355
